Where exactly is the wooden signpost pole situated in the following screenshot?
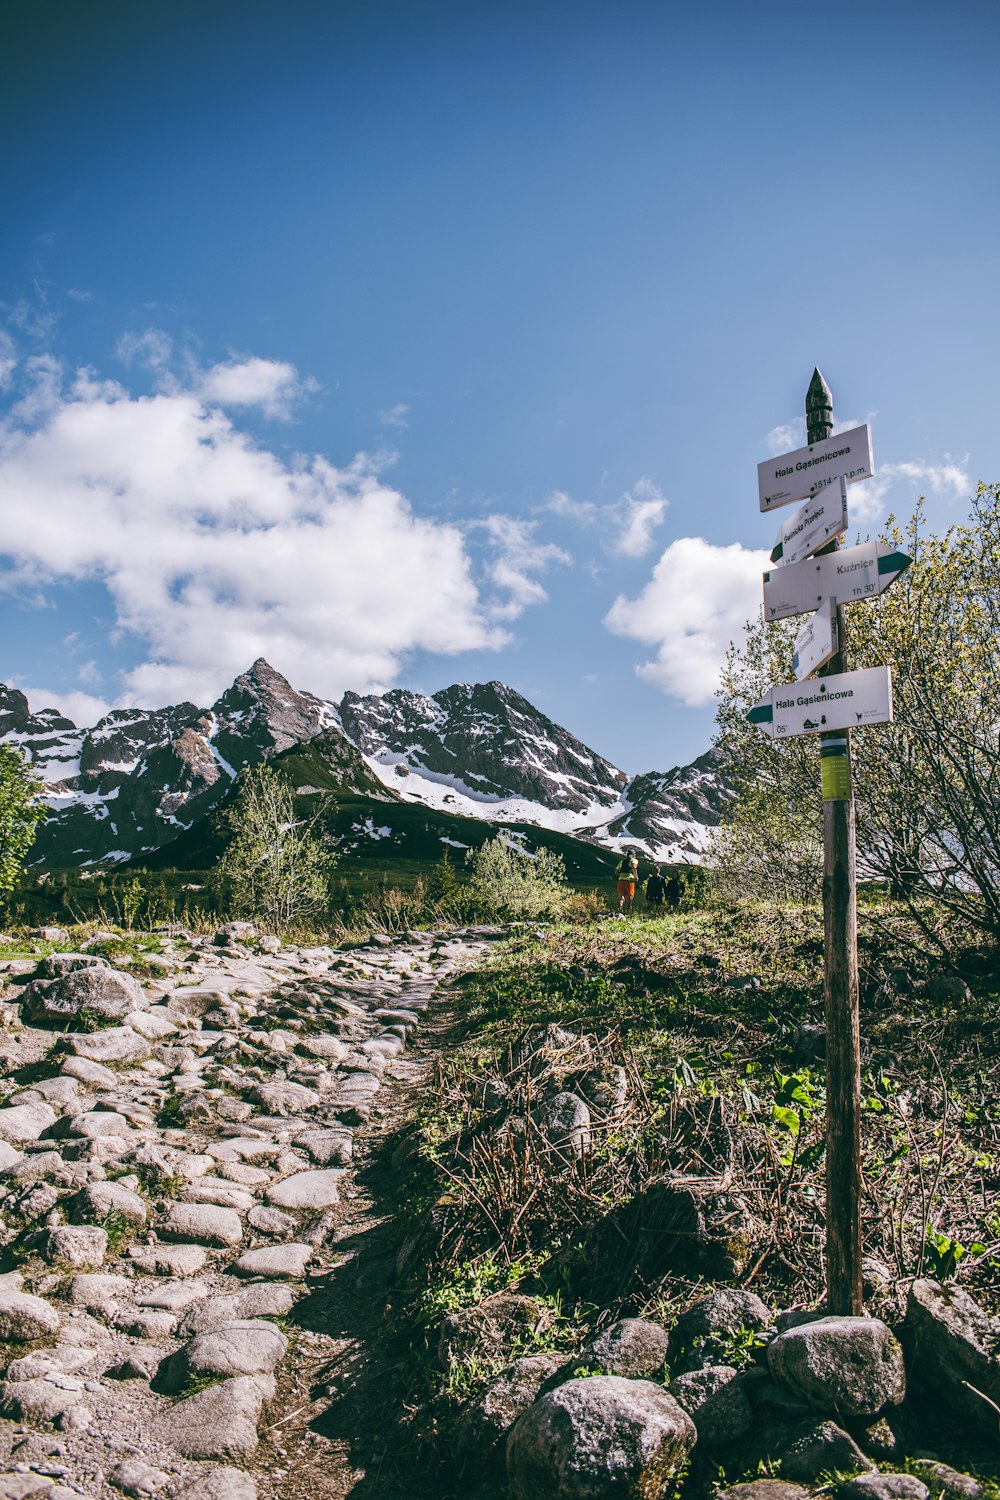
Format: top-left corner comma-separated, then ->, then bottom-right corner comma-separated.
808,369 -> 864,1316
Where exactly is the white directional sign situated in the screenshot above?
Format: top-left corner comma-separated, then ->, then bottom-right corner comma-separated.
762,542 -> 910,622
792,596 -> 838,680
748,665 -> 893,738
758,424 -> 873,512
771,476 -> 848,566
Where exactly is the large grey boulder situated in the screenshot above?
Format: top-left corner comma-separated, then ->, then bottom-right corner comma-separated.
0,1290 -> 60,1341
155,1373 -> 272,1459
0,1102 -> 58,1146
159,1320 -> 287,1391
575,1319 -> 669,1380
668,1288 -> 772,1373
439,1294 -> 547,1373
778,1420 -> 873,1481
669,1363 -> 753,1444
507,1375 -> 696,1499
767,1316 -> 905,1417
22,965 -> 147,1027
531,1092 -> 592,1164
456,1352 -> 565,1457
904,1278 -> 1000,1432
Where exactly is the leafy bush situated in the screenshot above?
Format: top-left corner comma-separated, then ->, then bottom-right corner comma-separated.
463,835 -> 569,920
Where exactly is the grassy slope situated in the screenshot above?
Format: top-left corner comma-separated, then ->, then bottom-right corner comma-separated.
140,734 -> 625,889
381,899 -> 1000,1488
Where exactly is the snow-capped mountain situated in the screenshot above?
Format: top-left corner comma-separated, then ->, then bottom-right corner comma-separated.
339,681 -> 730,860
0,661 -> 349,865
0,662 -> 730,866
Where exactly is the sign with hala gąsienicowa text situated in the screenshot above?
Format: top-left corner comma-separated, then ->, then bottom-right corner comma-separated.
748,665 -> 893,738
758,424 -> 873,512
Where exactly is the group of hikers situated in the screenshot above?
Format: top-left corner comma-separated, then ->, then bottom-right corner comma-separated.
614,850 -> 683,915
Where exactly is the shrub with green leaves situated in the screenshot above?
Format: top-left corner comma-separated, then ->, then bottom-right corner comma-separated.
464,835 -> 569,920
0,745 -> 46,909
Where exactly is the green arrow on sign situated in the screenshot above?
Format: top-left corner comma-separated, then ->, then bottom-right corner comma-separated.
748,699 -> 773,725
877,550 -> 911,580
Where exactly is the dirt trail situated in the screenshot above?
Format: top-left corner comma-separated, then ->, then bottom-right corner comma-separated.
0,925 -> 499,1500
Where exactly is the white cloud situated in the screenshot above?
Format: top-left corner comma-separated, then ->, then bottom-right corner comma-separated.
0,356 -> 518,709
545,489 -> 597,523
766,419 -> 806,454
199,356 -> 317,420
608,478 -> 669,558
847,457 -> 971,523
115,329 -> 174,372
481,515 -> 571,621
17,686 -> 111,729
0,331 -> 17,389
604,536 -> 769,705
378,403 -> 409,429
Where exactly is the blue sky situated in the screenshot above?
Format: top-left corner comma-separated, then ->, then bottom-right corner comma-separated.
1,0 -> 997,772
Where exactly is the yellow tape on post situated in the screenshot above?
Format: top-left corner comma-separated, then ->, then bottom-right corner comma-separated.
820,736 -> 850,801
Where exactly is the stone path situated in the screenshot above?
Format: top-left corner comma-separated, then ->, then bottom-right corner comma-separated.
0,923 -> 502,1500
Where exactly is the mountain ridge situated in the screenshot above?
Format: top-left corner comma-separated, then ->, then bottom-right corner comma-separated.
1,661 -> 731,867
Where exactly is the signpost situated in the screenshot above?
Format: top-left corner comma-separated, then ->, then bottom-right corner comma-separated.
758,422 -> 874,511
763,541 -> 911,622
749,664 -> 892,736
792,596 -> 838,680
745,369 -> 906,1317
770,475 -> 848,565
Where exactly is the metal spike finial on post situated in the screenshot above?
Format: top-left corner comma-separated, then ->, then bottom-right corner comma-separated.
806,367 -> 834,445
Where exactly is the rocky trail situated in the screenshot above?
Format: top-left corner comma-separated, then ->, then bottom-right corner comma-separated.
0,921 -> 504,1500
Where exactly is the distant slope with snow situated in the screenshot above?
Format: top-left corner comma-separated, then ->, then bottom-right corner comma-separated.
1,663 -> 730,867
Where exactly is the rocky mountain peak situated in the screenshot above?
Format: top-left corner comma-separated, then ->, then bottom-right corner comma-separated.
0,686 -> 32,737
212,658 -> 331,754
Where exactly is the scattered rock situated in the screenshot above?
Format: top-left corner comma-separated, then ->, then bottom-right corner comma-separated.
173,1468 -> 258,1500
840,1477 -> 930,1500
155,1373 -> 271,1459
107,1458 -> 172,1495
457,1352 -> 565,1457
507,1375 -> 696,1499
73,1179 -> 148,1229
910,1463 -> 983,1499
22,966 -> 147,1027
668,1288 -> 772,1373
0,1102 -> 58,1144
669,1363 -> 753,1444
0,1289 -> 60,1341
768,1315 -> 906,1418
159,1203 -> 244,1248
159,1320 -> 288,1390
531,1091 -> 592,1163
720,1485 -> 811,1500
778,1420 -> 873,1482
265,1169 -> 344,1210
904,1278 -> 1000,1432
231,1243 -> 313,1279
439,1294 -> 548,1373
576,1318 -> 669,1380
